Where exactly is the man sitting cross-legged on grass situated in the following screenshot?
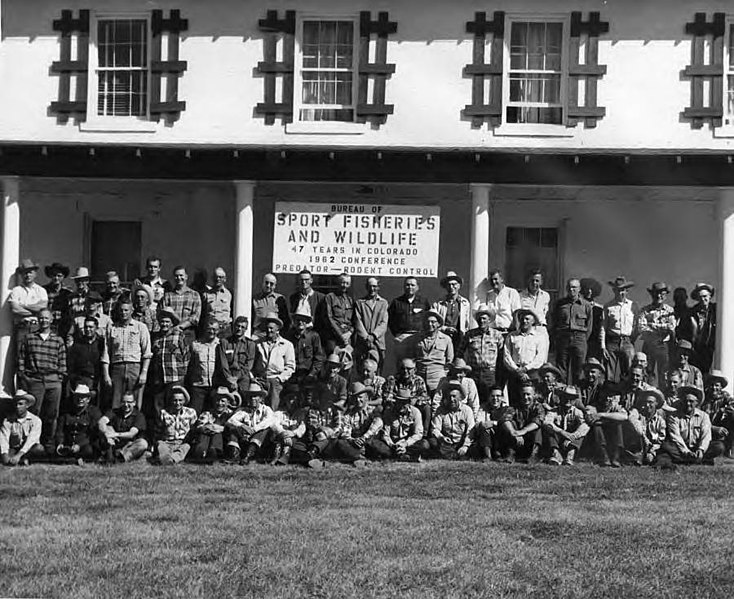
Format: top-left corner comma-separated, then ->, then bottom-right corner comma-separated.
583,388 -> 628,468
287,386 -> 343,469
655,385 -> 724,470
98,392 -> 149,463
224,382 -> 275,465
541,386 -> 589,466
428,381 -> 475,460
327,382 -> 384,467
191,387 -> 241,463
369,387 -> 428,462
494,381 -> 545,464
268,383 -> 308,466
156,386 -> 198,466
471,386 -> 505,462
624,388 -> 667,466
0,390 -> 45,466
55,383 -> 103,464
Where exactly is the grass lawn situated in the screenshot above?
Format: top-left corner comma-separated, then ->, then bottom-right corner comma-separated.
1,460 -> 733,599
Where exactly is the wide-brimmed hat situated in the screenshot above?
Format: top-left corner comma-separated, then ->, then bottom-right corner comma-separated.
86,291 -> 103,304
539,363 -> 562,379
449,358 -> 472,373
71,383 -> 92,396
16,258 -> 39,273
580,278 -> 602,298
705,370 -> 729,389
395,388 -> 414,402
561,386 -> 580,400
691,283 -> 715,301
474,303 -> 495,320
71,266 -> 90,280
260,312 -> 283,328
676,339 -> 693,353
169,385 -> 191,404
637,387 -> 665,409
44,262 -> 70,278
647,282 -> 669,294
214,386 -> 242,409
444,379 -> 465,397
325,353 -> 343,366
677,385 -> 703,403
424,309 -> 444,326
14,389 -> 36,407
608,276 -> 635,290
131,282 -> 154,305
349,382 -> 372,398
291,306 -> 312,322
514,308 -> 540,327
243,382 -> 267,397
157,306 -> 181,325
583,358 -> 605,374
440,271 -> 463,288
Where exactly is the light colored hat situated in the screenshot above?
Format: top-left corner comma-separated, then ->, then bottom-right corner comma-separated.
608,276 -> 635,290
539,363 -> 563,379
71,266 -> 91,280
583,358 -> 605,373
291,306 -> 312,322
260,312 -> 283,328
72,383 -> 92,396
449,358 -> 472,373
440,271 -> 463,288
157,306 -> 181,325
474,304 -> 495,319
424,309 -> 444,326
395,387 -> 413,402
14,389 -> 36,407
676,339 -> 693,352
326,353 -> 342,366
637,387 -> 665,409
243,382 -> 267,397
514,308 -> 540,327
170,385 -> 191,404
705,370 -> 729,389
16,258 -> 39,273
132,282 -> 154,305
215,386 -> 242,409
647,281 -> 669,294
691,283 -> 714,300
349,382 -> 372,398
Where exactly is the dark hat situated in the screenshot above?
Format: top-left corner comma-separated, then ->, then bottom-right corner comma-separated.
676,339 -> 693,353
691,283 -> 715,300
16,258 -> 39,273
424,309 -> 444,326
705,370 -> 729,389
608,276 -> 635,290
583,358 -> 605,373
157,306 -> 181,325
440,271 -> 463,288
647,282 -> 669,294
449,358 -> 472,373
86,291 -> 104,304
580,278 -> 602,298
539,363 -> 562,379
44,262 -> 70,278
677,385 -> 703,403
637,387 -> 665,409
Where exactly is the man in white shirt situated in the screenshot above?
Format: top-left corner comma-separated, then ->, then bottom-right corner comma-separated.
482,269 -> 521,391
504,309 -> 549,404
8,259 -> 48,334
601,276 -> 638,383
519,269 -> 551,327
257,313 -> 295,411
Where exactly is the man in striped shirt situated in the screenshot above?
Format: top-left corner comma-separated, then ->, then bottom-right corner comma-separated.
161,266 -> 202,342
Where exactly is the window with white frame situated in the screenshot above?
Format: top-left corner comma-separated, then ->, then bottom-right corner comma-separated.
295,18 -> 358,122
92,17 -> 150,119
505,19 -> 565,125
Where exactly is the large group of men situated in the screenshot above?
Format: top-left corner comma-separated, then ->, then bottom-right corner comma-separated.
1,257 -> 731,472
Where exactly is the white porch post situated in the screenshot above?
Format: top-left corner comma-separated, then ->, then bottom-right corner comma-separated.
1,177 -> 21,393
716,189 -> 734,377
469,184 -> 492,307
234,181 -> 256,333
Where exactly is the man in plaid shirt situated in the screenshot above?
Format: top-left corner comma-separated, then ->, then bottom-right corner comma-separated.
161,266 -> 202,342
146,308 -> 190,418
17,308 -> 66,449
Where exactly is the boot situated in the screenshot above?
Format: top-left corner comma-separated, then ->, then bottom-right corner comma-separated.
241,444 -> 258,465
562,449 -> 576,466
269,443 -> 283,466
548,449 -> 562,465
526,445 -> 541,465
224,445 -> 240,464
306,448 -> 323,469
275,445 -> 291,466
503,448 -> 516,464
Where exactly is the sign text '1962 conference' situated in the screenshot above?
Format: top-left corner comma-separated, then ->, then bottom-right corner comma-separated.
272,202 -> 441,277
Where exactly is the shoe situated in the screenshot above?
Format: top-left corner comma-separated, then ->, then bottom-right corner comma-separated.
503,449 -> 516,464
76,457 -> 85,467
224,446 -> 241,464
562,449 -> 575,466
307,458 -> 324,469
610,460 -> 622,468
625,450 -> 643,466
240,445 -> 257,465
548,449 -> 562,466
396,452 -> 411,462
275,446 -> 291,466
526,448 -> 542,465
353,459 -> 368,468
114,450 -> 126,463
269,444 -> 283,466
412,454 -> 423,463
57,445 -> 71,458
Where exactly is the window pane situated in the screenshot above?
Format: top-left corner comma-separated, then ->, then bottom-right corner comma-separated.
525,228 -> 541,247
509,21 -> 563,73
509,74 -> 561,103
506,106 -> 563,124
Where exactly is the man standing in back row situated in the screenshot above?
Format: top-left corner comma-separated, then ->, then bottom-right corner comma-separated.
550,278 -> 592,385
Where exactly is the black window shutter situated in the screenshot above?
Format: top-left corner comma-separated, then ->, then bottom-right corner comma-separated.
150,10 -> 189,122
356,11 -> 397,125
463,11 -> 504,128
255,10 -> 296,125
566,12 -> 609,128
50,9 -> 90,122
683,12 -> 725,129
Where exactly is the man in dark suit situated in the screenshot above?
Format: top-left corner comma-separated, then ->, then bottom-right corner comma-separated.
288,269 -> 326,337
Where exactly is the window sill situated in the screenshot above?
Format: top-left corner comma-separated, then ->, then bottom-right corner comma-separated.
79,119 -> 158,133
285,121 -> 366,135
493,124 -> 575,138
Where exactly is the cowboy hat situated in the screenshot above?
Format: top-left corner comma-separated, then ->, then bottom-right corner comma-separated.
691,283 -> 715,301
560,386 -> 580,400
705,370 -> 729,389
71,266 -> 91,280
85,291 -> 104,304
325,353 -> 343,366
608,276 -> 635,290
260,312 -> 283,328
539,363 -> 563,379
424,309 -> 444,326
443,379 -> 466,398
440,271 -> 463,288
677,385 -> 703,403
647,282 -> 669,294
71,383 -> 92,396
243,382 -> 267,396
44,262 -> 70,278
637,387 -> 665,409
13,389 -> 36,407
449,358 -> 472,373
395,388 -> 414,402
169,385 -> 191,404
514,308 -> 540,327
291,306 -> 312,322
16,258 -> 39,273
157,306 -> 181,326
349,382 -> 372,398
131,282 -> 155,305
474,303 -> 495,320
214,386 -> 242,409
676,339 -> 693,353
583,358 -> 605,373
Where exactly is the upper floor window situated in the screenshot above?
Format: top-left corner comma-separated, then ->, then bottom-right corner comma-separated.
725,20 -> 734,126
295,18 -> 358,123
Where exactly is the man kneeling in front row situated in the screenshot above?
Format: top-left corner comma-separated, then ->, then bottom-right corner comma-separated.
428,381 -> 475,460
1,390 -> 45,466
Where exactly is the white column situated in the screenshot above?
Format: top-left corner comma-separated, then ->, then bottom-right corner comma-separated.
469,184 -> 492,307
0,177 -> 21,393
234,181 -> 256,333
717,189 -> 734,377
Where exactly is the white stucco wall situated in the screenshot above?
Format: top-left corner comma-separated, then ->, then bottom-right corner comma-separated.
1,0 -> 734,150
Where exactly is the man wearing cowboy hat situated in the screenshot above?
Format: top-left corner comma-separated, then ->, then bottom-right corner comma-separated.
257,313 -> 295,411
388,276 -> 431,366
550,278 -> 593,386
495,380 -> 545,464
8,258 -> 48,333
432,271 -> 473,352
680,283 -> 716,374
625,388 -> 667,466
191,386 -> 240,462
383,358 -> 430,432
285,307 -> 325,386
202,267 -> 233,338
504,309 -> 549,404
225,382 -> 276,464
98,392 -> 149,463
66,291 -> 111,347
54,383 -> 103,463
702,370 -> 733,455
268,382 -> 309,466
636,281 -> 676,389
328,382 -> 384,465
601,276 -> 639,383
131,282 -> 159,336
537,363 -> 567,411
187,319 -> 233,414
146,307 -> 190,418
315,353 -> 349,408
414,309 -> 454,396
42,262 -> 73,338
156,386 -> 198,465
459,304 -> 504,404
323,273 -> 356,354
428,381 -> 475,460
252,273 -> 290,340
354,277 -> 390,372
16,308 -> 66,449
371,387 -> 428,461
0,391 -> 45,466
288,269 -> 326,338
541,386 -> 589,466
672,339 -> 703,390
67,266 -> 92,324
160,266 -> 202,342
435,358 -> 479,418
656,385 -> 724,468
578,358 -> 610,408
